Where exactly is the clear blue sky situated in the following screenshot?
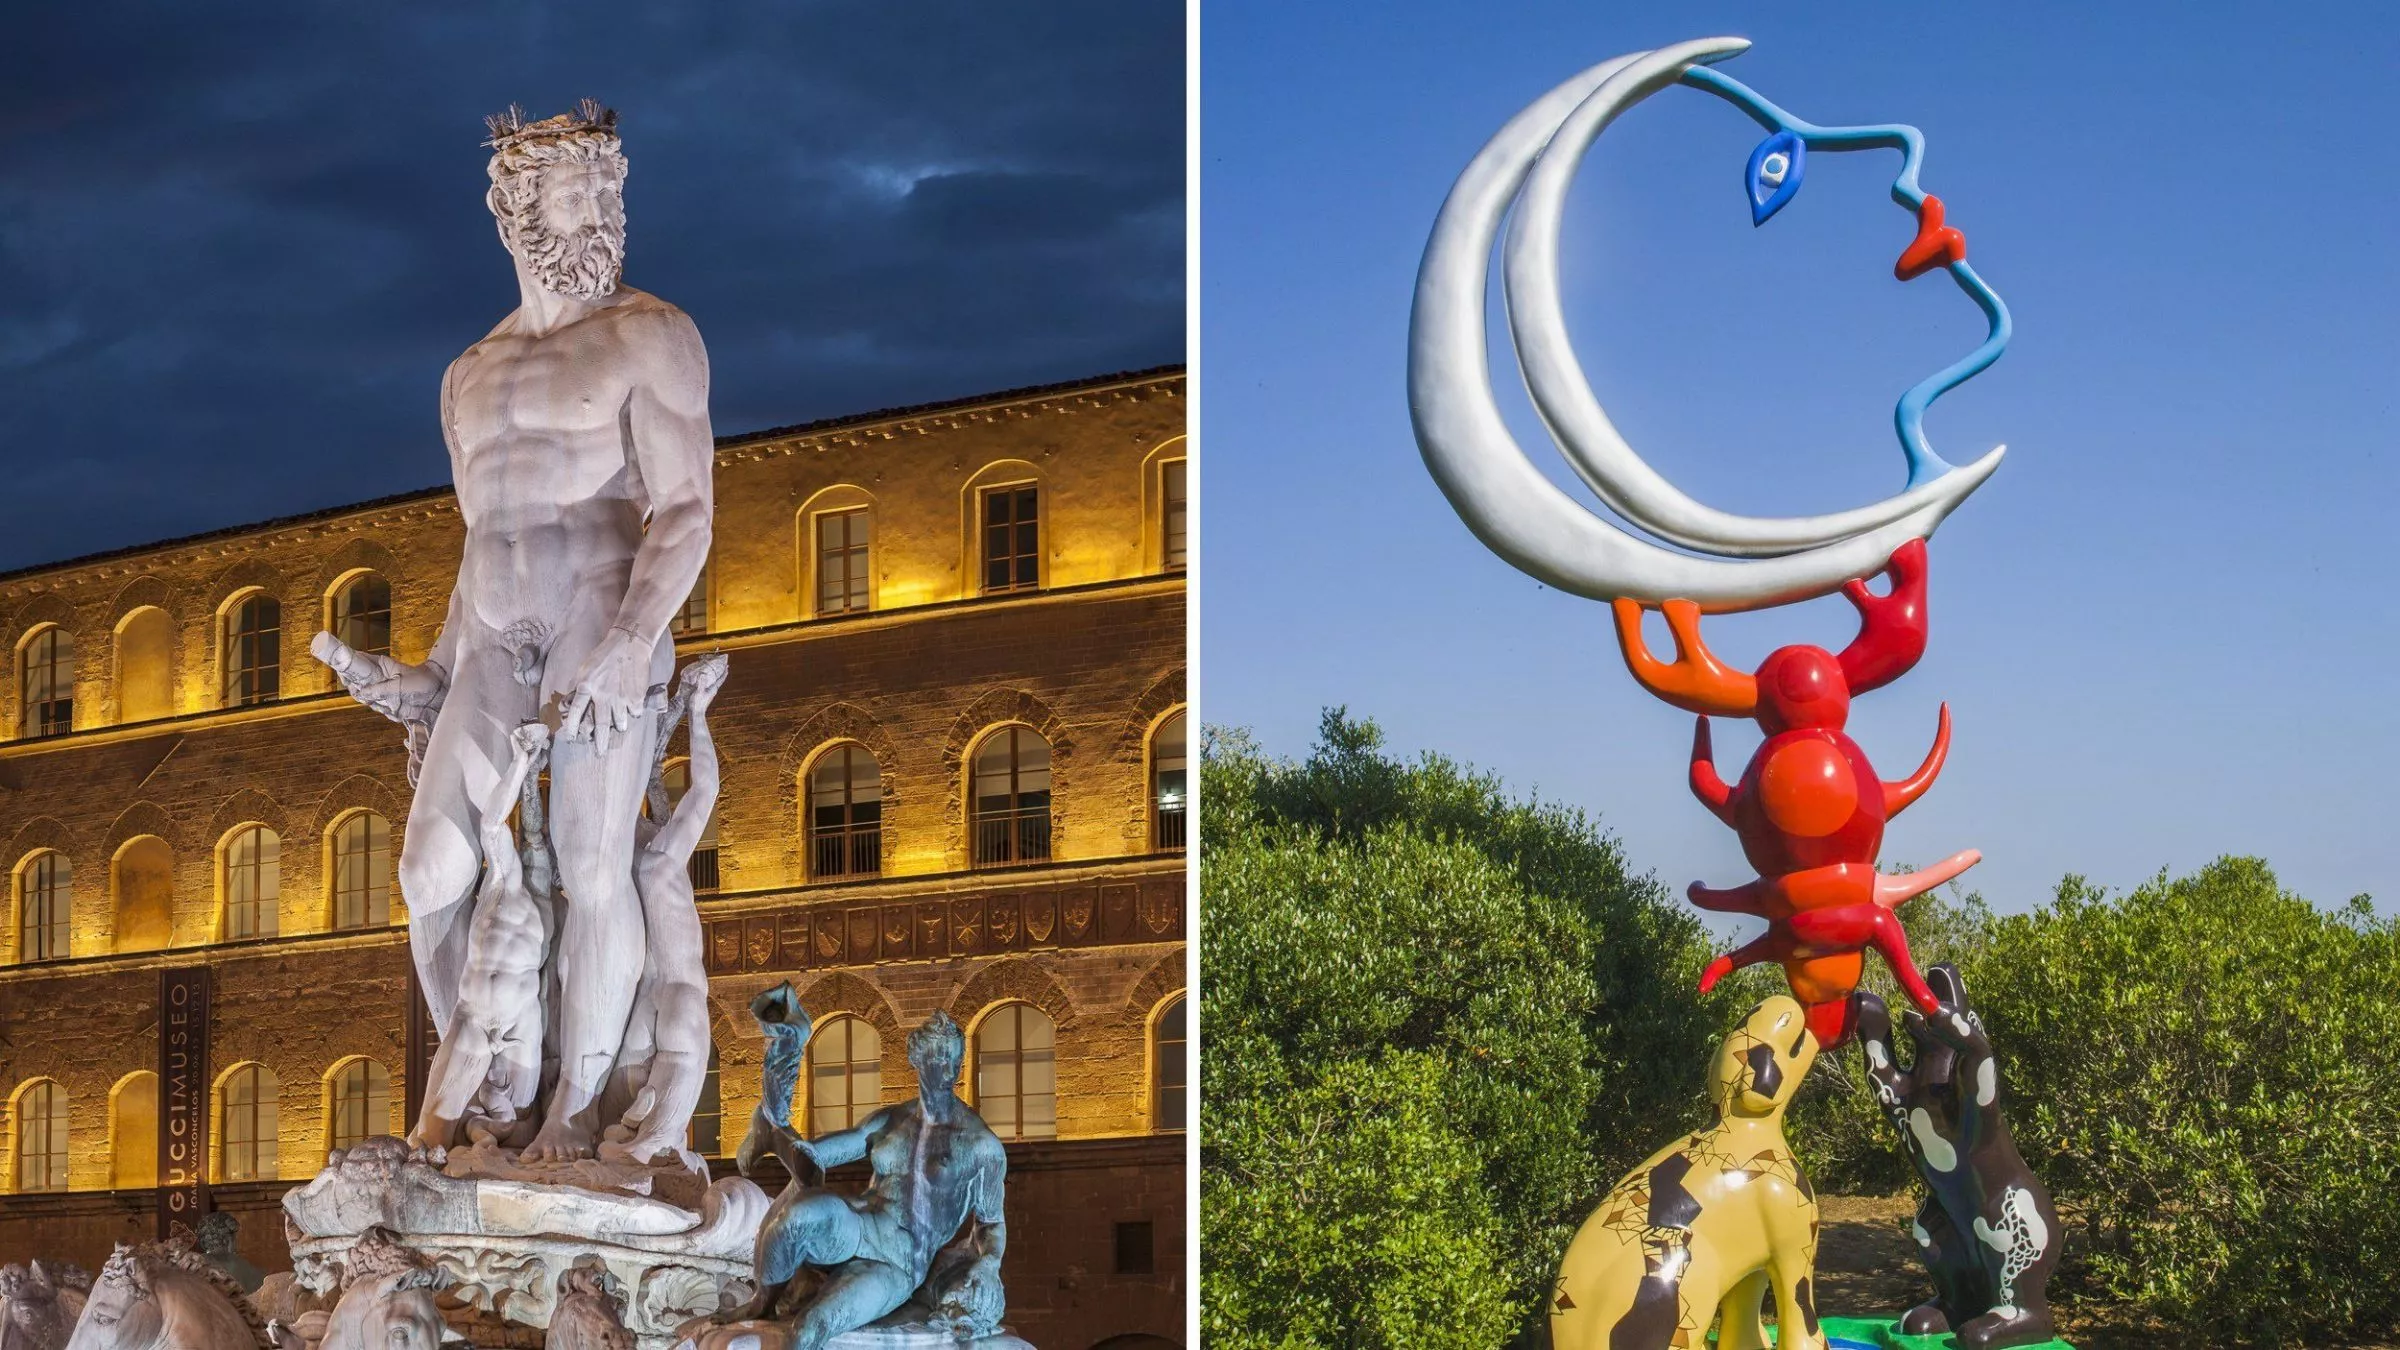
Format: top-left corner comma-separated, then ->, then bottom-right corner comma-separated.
1200,1 -> 2398,916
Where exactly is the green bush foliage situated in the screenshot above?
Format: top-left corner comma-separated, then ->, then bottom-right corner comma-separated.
1967,859 -> 2400,1345
1200,711 -> 1719,1347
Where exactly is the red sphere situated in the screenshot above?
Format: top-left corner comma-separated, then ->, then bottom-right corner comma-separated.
1754,645 -> 1849,734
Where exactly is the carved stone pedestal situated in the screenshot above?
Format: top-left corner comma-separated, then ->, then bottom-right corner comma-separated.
283,1137 -> 766,1349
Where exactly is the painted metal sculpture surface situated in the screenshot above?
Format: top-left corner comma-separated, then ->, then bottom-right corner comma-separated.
1857,969 -> 2061,1350
1412,39 -> 2006,1046
1549,996 -> 1825,1350
1410,36 -> 2011,611
1625,538 -> 1976,1047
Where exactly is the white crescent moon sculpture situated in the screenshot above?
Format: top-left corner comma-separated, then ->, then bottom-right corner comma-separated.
1409,37 -> 2007,612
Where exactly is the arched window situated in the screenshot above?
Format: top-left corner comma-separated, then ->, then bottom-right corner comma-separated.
222,826 -> 280,941
329,811 -> 391,930
815,507 -> 872,616
222,593 -> 281,707
19,627 -> 72,738
806,1015 -> 882,1135
970,727 -> 1052,868
973,1003 -> 1056,1141
1152,994 -> 1187,1133
688,1046 -> 722,1156
11,1082 -> 68,1192
13,1081 -> 68,1192
808,744 -> 883,879
671,561 -> 710,637
1160,457 -> 1188,572
111,1072 -> 157,1188
979,484 -> 1041,594
1151,710 -> 1187,852
330,574 -> 392,657
660,758 -> 720,894
218,1064 -> 278,1182
111,836 -> 173,954
326,1059 -> 391,1153
114,607 -> 175,725
17,851 -> 70,963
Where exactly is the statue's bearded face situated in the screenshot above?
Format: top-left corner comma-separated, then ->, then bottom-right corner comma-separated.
487,136 -> 627,300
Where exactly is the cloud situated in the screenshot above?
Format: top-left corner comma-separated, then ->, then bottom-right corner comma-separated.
0,0 -> 1184,572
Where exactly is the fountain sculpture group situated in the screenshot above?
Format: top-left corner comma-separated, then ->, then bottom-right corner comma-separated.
3,104 -> 1036,1350
1412,38 -> 2068,1350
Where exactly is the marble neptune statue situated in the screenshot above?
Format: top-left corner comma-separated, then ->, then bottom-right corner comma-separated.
315,100 -> 716,1163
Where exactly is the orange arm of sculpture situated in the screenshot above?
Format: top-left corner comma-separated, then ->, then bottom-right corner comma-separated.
1882,702 -> 1952,819
1689,717 -> 1737,826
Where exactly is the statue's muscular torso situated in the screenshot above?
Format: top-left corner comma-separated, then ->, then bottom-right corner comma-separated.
850,1102 -> 1008,1274
443,287 -> 698,679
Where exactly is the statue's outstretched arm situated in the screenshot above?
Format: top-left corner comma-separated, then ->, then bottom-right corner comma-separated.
807,1119 -> 875,1171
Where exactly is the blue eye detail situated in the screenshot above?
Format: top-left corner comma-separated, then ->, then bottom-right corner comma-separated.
1745,131 -> 1805,226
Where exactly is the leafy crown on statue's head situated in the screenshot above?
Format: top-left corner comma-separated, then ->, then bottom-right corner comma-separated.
484,98 -> 619,151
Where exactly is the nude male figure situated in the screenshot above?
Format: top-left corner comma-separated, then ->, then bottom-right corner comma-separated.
315,102 -> 712,1161
699,1006 -> 1009,1350
599,652 -> 727,1166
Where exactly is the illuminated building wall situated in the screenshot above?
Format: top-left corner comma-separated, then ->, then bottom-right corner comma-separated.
0,368 -> 1188,1348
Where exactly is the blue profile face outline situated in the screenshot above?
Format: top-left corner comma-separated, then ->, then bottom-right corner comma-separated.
1681,63 -> 2012,490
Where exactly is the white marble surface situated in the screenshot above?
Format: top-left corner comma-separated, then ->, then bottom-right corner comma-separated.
313,101 -> 719,1164
284,1138 -> 766,1349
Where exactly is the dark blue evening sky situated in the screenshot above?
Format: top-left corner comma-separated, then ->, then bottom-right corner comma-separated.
0,1 -> 1183,571
1200,2 -> 2396,914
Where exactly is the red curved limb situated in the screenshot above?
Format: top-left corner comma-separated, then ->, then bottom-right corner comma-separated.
1787,905 -> 1942,1016
1687,878 -> 1767,916
1689,716 -> 1736,826
1882,702 -> 1952,818
1699,933 -> 1782,994
1836,539 -> 1930,695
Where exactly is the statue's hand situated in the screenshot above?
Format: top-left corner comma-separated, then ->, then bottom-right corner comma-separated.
561,626 -> 652,756
313,632 -> 445,722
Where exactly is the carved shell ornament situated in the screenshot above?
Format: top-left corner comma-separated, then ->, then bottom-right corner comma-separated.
1410,36 -> 2013,612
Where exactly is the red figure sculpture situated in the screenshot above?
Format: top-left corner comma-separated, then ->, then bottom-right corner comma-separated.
1611,540 -> 1976,1048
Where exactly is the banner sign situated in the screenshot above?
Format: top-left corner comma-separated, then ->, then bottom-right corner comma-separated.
156,966 -> 211,1237
404,962 -> 433,1131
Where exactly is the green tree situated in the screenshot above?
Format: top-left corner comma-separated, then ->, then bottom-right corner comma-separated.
1965,858 -> 2400,1345
1201,711 -> 1719,1346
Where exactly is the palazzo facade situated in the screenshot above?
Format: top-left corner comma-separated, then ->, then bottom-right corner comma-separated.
0,368 -> 1189,1350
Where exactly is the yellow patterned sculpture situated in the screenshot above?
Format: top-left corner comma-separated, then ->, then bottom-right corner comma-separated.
1549,995 -> 1826,1350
